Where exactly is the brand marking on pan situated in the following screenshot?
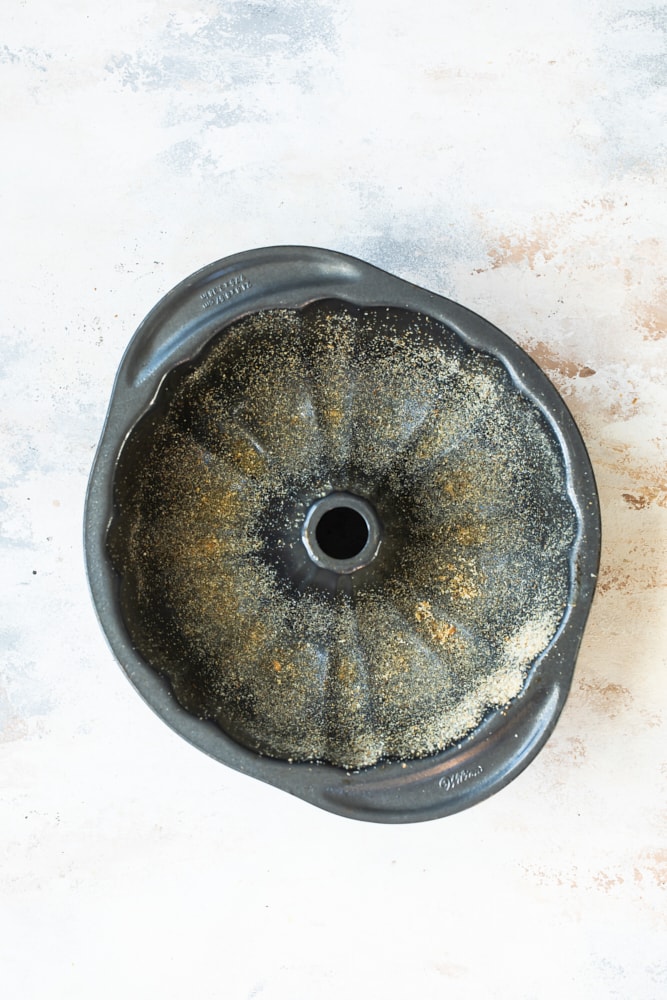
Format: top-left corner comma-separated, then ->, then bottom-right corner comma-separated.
438,764 -> 484,791
200,273 -> 252,310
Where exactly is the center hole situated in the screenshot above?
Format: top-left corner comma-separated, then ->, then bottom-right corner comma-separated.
315,506 -> 369,561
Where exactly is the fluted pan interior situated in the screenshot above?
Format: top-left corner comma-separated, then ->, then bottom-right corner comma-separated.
108,302 -> 577,769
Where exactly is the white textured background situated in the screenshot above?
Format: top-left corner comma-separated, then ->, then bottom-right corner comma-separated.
1,1 -> 666,997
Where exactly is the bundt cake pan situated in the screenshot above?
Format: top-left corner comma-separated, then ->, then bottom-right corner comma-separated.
85,246 -> 600,823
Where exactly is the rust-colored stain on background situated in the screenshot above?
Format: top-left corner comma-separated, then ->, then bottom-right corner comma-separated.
576,677 -> 634,719
525,340 -> 597,383
637,297 -> 667,342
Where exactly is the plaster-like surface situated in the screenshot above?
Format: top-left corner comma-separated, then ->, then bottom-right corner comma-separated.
1,2 -> 665,997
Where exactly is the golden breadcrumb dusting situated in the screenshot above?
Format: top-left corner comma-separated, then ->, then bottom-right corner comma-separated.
108,303 -> 576,769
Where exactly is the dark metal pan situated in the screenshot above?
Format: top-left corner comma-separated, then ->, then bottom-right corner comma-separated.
85,246 -> 600,822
